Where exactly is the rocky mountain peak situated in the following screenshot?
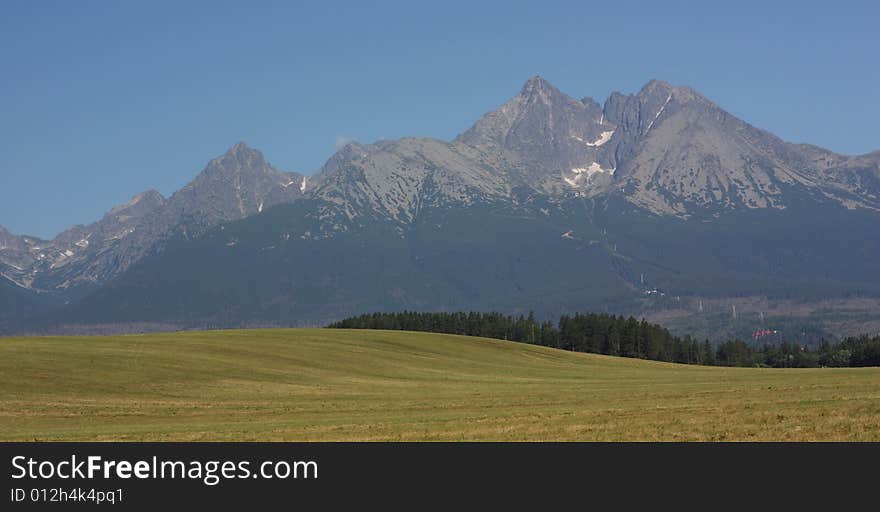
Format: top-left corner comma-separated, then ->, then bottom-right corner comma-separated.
639,78 -> 673,94
518,75 -> 577,108
455,76 -> 610,179
227,140 -> 254,155
205,142 -> 267,176
167,142 -> 304,224
136,188 -> 166,203
599,79 -> 858,215
603,80 -> 711,132
521,74 -> 548,91
107,189 -> 166,218
0,225 -> 22,251
640,79 -> 706,103
603,80 -> 674,135
519,75 -> 561,101
336,140 -> 368,158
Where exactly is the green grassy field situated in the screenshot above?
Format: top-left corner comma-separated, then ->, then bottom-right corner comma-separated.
1,328 -> 879,441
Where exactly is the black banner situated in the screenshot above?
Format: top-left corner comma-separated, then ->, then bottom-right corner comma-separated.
2,443 -> 876,508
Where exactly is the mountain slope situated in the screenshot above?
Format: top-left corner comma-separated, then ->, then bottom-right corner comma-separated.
7,76 -> 880,336
0,275 -> 63,334
48,197 -> 632,327
307,138 -> 510,231
45,192 -> 880,337
0,190 -> 166,292
1,143 -> 307,299
600,80 -> 880,215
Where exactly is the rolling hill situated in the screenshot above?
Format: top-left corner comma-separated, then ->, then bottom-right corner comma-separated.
1,328 -> 878,441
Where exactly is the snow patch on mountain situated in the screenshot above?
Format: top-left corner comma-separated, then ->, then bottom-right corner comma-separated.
564,163 -> 616,187
584,130 -> 615,147
645,93 -> 672,133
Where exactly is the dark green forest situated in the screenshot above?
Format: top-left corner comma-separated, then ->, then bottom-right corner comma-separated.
328,311 -> 880,368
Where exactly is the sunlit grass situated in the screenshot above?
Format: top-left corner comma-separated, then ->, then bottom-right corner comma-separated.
1,328 -> 878,441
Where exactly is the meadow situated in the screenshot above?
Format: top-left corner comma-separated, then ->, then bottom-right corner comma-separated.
1,328 -> 878,441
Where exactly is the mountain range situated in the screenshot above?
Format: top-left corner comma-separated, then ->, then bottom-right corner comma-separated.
2,77 -> 879,340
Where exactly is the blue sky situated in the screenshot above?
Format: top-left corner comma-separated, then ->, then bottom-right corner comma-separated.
1,0 -> 878,238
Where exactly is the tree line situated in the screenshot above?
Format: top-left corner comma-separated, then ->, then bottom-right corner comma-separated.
327,311 -> 880,368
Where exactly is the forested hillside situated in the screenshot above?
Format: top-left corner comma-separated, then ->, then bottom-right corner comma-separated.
330,311 -> 880,368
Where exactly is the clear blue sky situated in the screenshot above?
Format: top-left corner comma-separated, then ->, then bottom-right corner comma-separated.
1,0 -> 878,239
